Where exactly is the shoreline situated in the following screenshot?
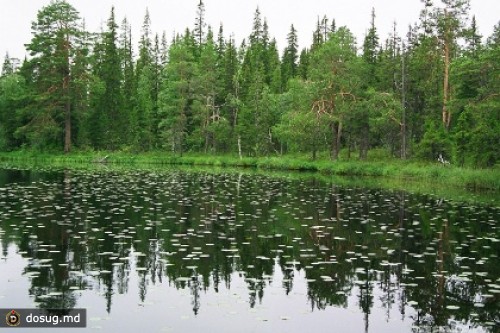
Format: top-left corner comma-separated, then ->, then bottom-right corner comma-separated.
0,151 -> 498,192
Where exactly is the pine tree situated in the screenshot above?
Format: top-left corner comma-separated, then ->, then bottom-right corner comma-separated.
24,0 -> 84,152
437,0 -> 471,129
308,27 -> 359,160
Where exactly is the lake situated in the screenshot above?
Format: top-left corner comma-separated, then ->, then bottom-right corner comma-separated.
0,167 -> 498,332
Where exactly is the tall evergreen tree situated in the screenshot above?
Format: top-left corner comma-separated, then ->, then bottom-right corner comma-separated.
194,0 -> 207,49
465,15 -> 482,57
192,29 -> 224,152
119,17 -> 136,145
159,33 -> 197,155
2,53 -> 15,76
92,7 -> 124,150
24,0 -> 84,152
281,25 -> 299,90
437,0 -> 471,129
362,8 -> 380,85
133,9 -> 157,150
297,48 -> 309,80
267,39 -> 282,94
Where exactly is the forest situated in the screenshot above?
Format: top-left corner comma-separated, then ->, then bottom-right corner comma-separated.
0,0 -> 498,167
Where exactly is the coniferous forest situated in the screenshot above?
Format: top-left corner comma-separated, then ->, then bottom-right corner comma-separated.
0,0 -> 498,167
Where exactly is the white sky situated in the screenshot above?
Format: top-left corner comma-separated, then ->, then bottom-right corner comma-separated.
1,0 -> 498,65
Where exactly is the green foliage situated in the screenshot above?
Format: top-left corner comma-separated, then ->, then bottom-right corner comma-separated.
0,74 -> 30,150
158,34 -> 197,155
23,0 -> 84,152
0,0 -> 497,172
417,121 -> 453,160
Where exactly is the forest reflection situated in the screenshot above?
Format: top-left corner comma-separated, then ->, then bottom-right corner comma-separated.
0,168 -> 498,332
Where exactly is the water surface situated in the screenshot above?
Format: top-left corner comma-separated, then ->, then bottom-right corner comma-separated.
0,167 -> 498,332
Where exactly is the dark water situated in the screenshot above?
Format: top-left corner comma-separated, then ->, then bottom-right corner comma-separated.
0,167 -> 498,333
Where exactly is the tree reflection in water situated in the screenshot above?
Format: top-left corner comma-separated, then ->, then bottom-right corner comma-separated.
0,168 -> 498,332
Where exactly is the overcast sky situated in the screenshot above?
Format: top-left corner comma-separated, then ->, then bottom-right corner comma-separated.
1,0 -> 498,65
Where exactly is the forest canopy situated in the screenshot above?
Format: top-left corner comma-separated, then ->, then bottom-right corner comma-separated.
0,0 -> 498,167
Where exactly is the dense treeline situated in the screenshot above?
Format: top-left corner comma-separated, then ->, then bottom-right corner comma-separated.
0,0 -> 498,166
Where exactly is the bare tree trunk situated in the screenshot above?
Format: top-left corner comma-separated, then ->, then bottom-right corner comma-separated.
330,121 -> 342,160
442,11 -> 451,130
401,44 -> 407,159
63,32 -> 71,154
330,123 -> 336,160
63,73 -> 71,153
359,128 -> 369,160
238,135 -> 242,160
64,95 -> 71,153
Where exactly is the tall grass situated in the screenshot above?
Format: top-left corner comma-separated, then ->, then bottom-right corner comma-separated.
0,150 -> 498,191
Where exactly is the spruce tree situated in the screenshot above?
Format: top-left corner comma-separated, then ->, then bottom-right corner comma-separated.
194,0 -> 207,49
362,8 -> 379,85
1,53 -> 15,76
119,17 -> 136,146
281,25 -> 299,90
159,33 -> 197,155
101,7 -> 124,149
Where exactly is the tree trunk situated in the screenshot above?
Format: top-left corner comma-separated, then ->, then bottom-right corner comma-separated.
401,46 -> 407,160
64,98 -> 71,153
337,121 -> 342,158
312,139 -> 317,160
359,127 -> 369,160
442,10 -> 451,130
330,121 -> 342,160
63,32 -> 71,154
238,135 -> 242,160
347,136 -> 351,160
63,72 -> 71,153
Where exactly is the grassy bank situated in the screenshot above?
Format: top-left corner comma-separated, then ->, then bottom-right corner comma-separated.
0,150 -> 499,191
